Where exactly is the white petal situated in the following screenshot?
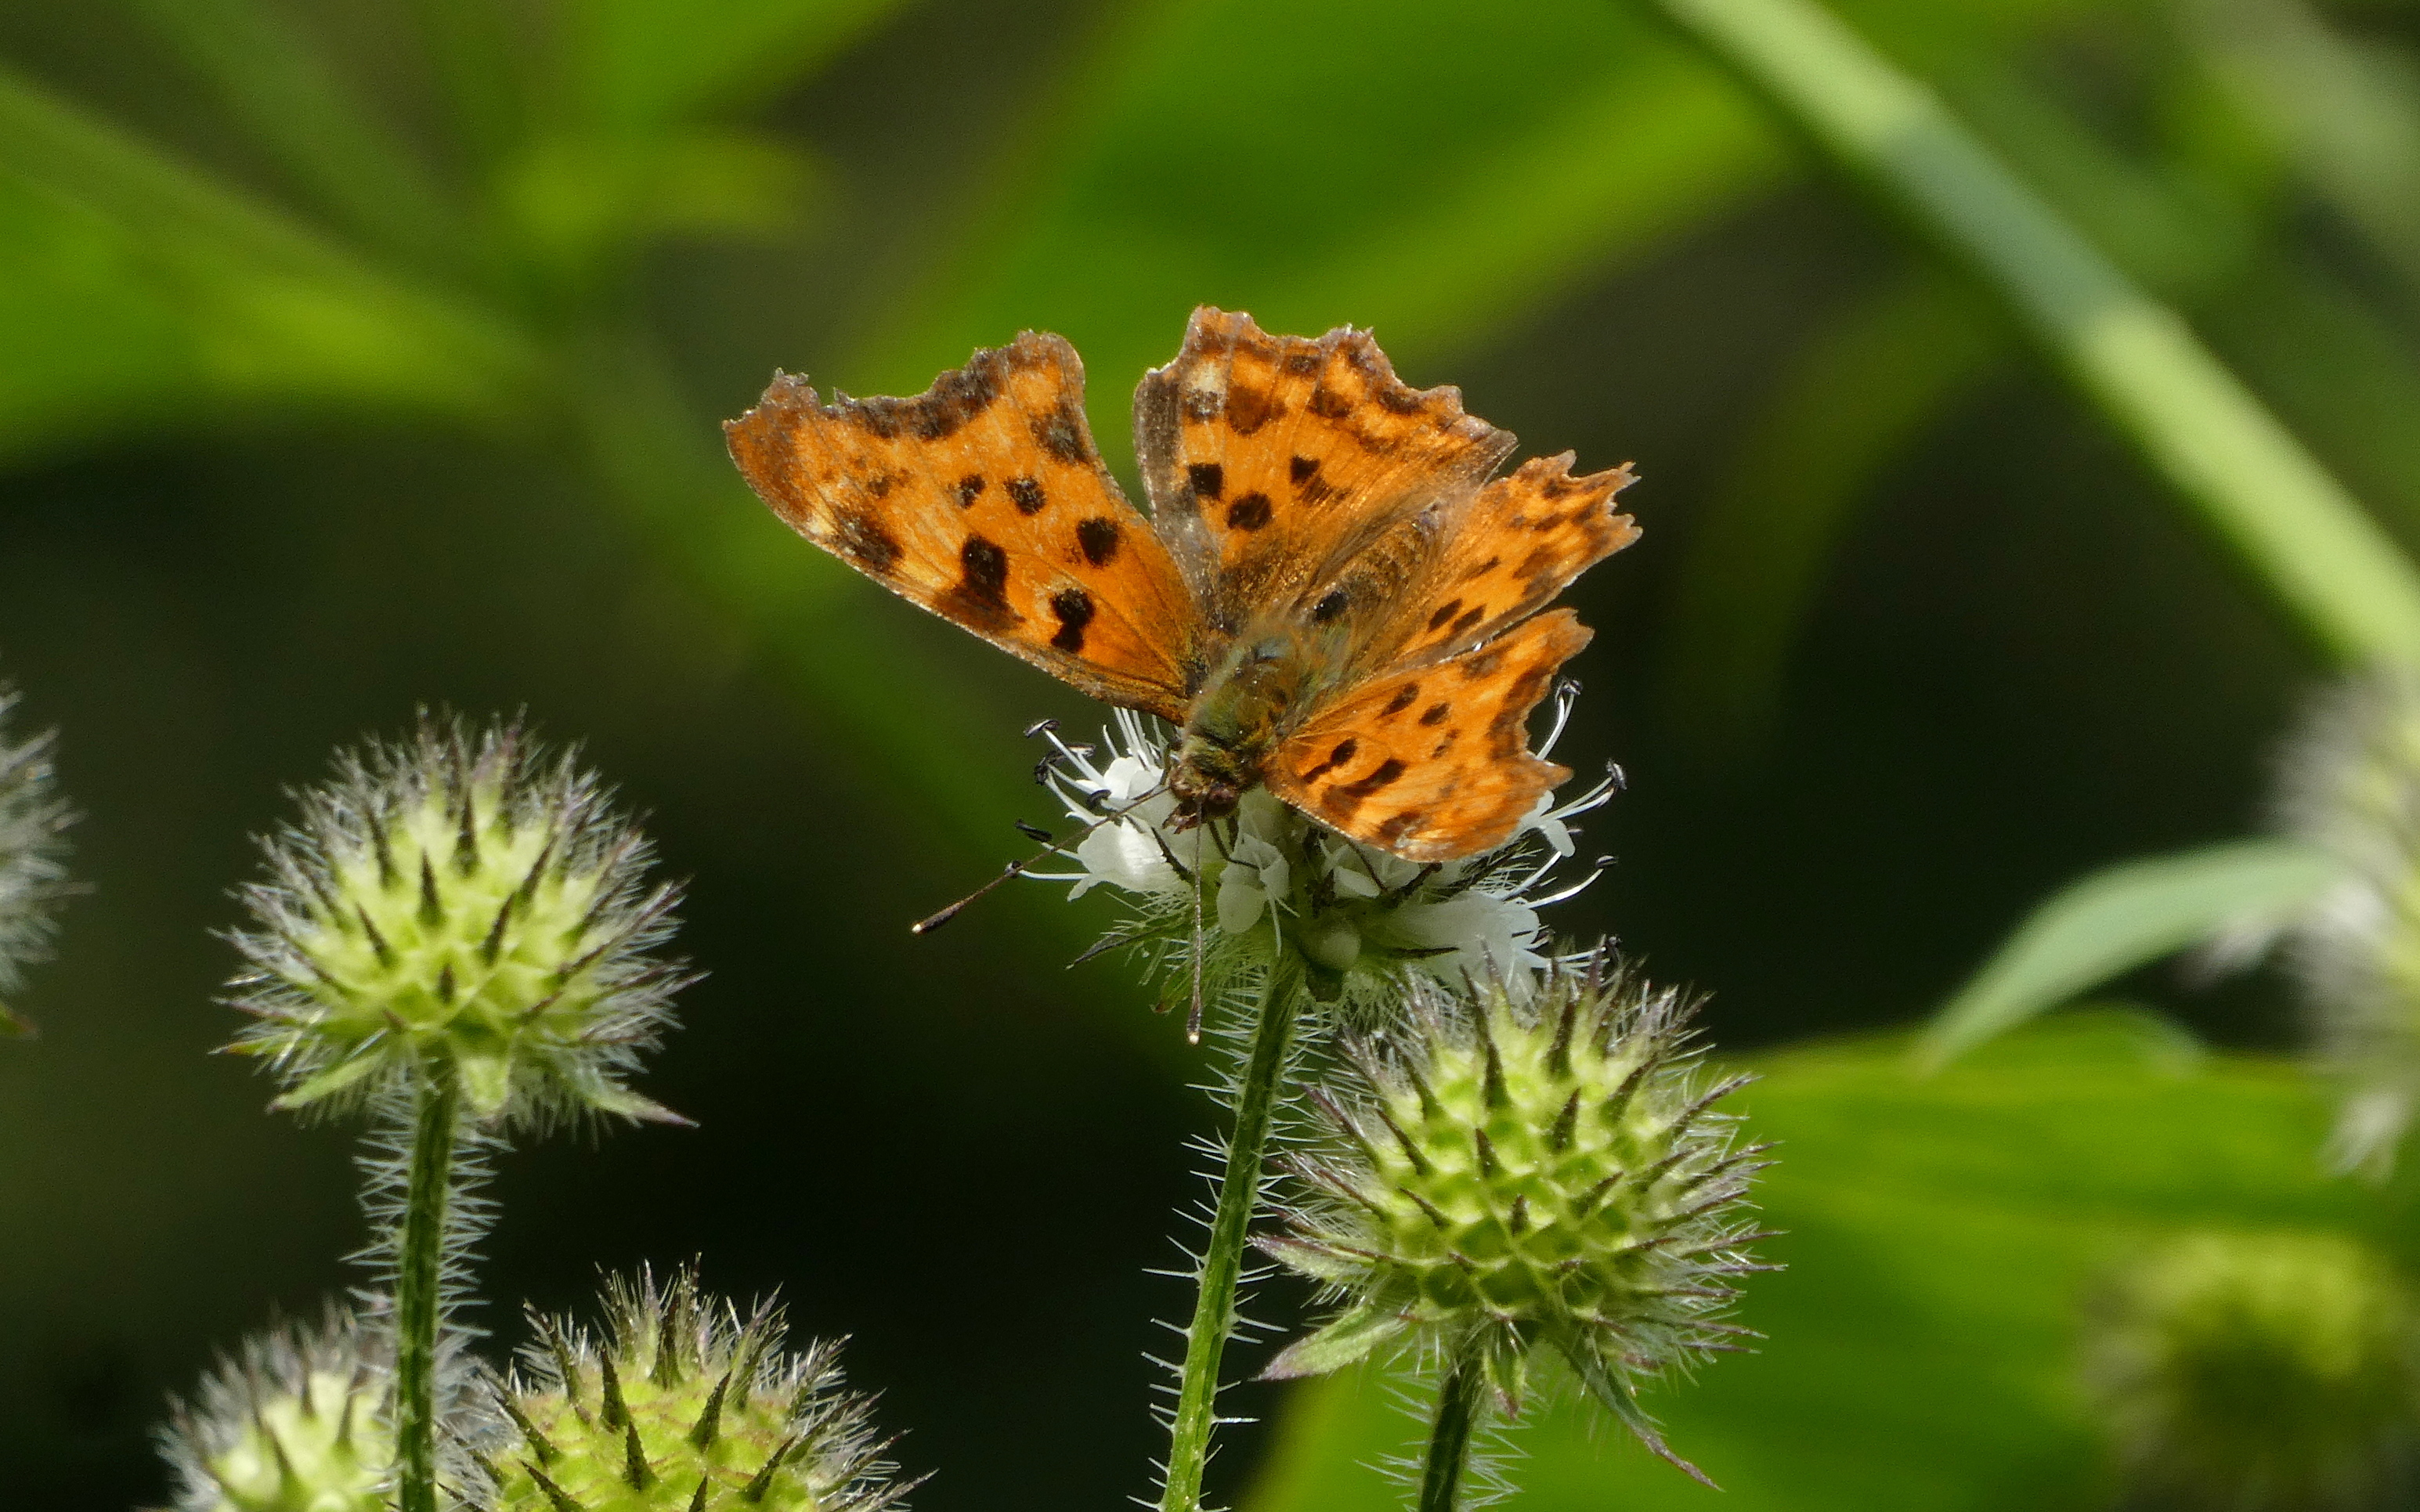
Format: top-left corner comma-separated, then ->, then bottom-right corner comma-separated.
1218,873 -> 1269,933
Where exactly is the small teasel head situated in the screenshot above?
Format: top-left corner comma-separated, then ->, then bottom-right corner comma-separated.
1260,953 -> 1772,1480
0,683 -> 74,1037
157,1305 -> 395,1512
482,1266 -> 915,1512
2083,1229 -> 2420,1512
225,713 -> 694,1128
2265,666 -> 2420,1172
1025,702 -> 1615,1014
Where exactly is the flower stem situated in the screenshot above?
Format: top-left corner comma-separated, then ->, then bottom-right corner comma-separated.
1419,1344 -> 1488,1512
394,1072 -> 460,1512
1159,951 -> 1306,1512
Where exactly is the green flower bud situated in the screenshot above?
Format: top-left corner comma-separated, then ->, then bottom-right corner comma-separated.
483,1268 -> 913,1512
1262,958 -> 1772,1477
226,715 -> 693,1126
2085,1230 -> 2420,1512
0,684 -> 73,1037
159,1308 -> 395,1512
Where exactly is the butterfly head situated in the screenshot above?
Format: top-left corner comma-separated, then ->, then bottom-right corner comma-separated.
1166,734 -> 1248,832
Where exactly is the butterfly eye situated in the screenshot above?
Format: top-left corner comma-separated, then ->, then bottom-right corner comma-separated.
1311,590 -> 1349,623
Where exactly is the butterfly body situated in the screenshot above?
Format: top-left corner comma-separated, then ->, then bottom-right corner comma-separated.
1165,630 -> 1328,829
726,307 -> 1640,864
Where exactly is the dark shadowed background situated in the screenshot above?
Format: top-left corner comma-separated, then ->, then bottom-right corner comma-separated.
4,0 -> 2416,1507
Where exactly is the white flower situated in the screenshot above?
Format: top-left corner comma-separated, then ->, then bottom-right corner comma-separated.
1024,687 -> 1616,1001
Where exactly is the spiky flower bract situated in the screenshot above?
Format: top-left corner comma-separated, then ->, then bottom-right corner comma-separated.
483,1267 -> 913,1512
158,1306 -> 394,1512
0,684 -> 74,1037
2262,666 -> 2420,1172
1262,955 -> 1770,1478
1028,705 -> 1611,1011
2084,1229 -> 2420,1512
226,714 -> 692,1127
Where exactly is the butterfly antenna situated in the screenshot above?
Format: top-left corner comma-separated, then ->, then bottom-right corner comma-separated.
909,780 -> 1172,935
1187,825 -> 1208,1045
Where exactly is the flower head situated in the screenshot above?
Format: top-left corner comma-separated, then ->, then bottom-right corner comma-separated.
2268,666 -> 2420,1171
1259,954 -> 1770,1479
2084,1229 -> 2420,1512
483,1267 -> 913,1512
158,1306 -> 394,1512
1027,698 -> 1613,1012
226,715 -> 693,1127
0,684 -> 74,1037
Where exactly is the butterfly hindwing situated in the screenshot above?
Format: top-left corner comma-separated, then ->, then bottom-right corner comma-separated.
1132,308 -> 1515,633
727,333 -> 1199,720
1266,609 -> 1593,862
1353,452 -> 1638,679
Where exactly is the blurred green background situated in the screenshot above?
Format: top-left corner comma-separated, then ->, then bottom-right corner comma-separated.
5,0 -> 2420,1507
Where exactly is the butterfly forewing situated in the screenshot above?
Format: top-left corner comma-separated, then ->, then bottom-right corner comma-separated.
1132,308 -> 1515,638
727,333 -> 1199,720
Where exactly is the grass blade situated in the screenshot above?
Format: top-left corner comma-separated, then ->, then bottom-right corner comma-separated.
1648,0 -> 2420,666
1915,839 -> 2340,1071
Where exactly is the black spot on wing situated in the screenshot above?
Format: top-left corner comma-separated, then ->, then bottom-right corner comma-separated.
1296,738 -> 1359,784
1320,757 -> 1407,822
1382,684 -> 1421,716
1049,586 -> 1096,653
1290,455 -> 1320,485
1418,702 -> 1450,727
1007,477 -> 1047,515
1427,599 -> 1464,633
1226,384 -> 1282,435
1226,493 -> 1273,531
940,535 -> 1016,632
1076,517 -> 1122,567
830,509 -> 901,573
1032,400 -> 1092,464
1187,462 -> 1224,502
954,475 -> 986,508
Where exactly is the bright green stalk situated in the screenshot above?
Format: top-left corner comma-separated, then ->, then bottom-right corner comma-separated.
1646,0 -> 2420,667
1160,952 -> 1306,1512
392,1074 -> 460,1512
1418,1345 -> 1487,1512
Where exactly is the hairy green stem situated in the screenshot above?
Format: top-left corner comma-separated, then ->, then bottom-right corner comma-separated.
1647,0 -> 2420,666
394,1074 -> 460,1512
1419,1344 -> 1489,1512
1160,951 -> 1306,1512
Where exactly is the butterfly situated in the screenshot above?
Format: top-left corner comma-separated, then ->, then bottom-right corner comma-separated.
724,306 -> 1637,865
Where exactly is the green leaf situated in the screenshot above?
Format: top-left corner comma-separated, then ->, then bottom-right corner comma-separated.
1262,1305 -> 1407,1381
1649,0 -> 2420,668
128,0 -> 465,269
1247,1014 -> 2380,1512
265,1050 -> 388,1113
0,63 -> 533,466
559,0 -> 919,129
1916,839 -> 2342,1071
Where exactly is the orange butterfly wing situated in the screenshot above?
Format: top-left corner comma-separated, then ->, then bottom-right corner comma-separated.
1355,452 -> 1638,680
1132,307 -> 1515,633
1266,609 -> 1594,862
726,332 -> 1199,721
